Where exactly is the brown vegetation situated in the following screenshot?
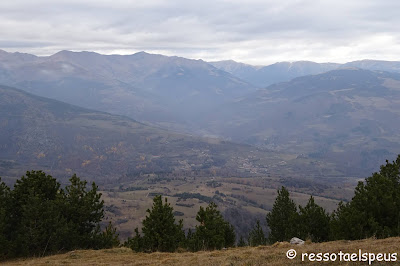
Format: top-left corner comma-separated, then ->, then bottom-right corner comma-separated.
5,237 -> 400,265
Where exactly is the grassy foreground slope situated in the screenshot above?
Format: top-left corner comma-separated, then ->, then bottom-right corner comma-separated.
6,237 -> 400,265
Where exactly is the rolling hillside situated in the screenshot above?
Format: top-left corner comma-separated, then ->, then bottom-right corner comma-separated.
201,69 -> 400,177
0,84 -> 323,185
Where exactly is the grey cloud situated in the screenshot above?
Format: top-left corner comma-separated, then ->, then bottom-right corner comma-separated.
0,0 -> 399,64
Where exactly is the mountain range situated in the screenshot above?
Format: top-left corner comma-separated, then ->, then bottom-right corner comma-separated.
210,59 -> 400,88
209,60 -> 340,87
1,49 -> 400,179
0,49 -> 255,132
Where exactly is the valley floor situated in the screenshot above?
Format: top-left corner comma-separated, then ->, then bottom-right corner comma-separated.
5,237 -> 400,265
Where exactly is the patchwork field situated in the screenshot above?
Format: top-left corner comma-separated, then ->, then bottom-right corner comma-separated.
100,174 -> 357,240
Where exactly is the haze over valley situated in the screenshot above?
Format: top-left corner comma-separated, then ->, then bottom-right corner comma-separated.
1,49 -> 399,179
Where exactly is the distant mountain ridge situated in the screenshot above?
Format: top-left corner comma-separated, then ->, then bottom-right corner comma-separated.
0,49 -> 256,132
210,59 -> 400,87
344,59 -> 400,73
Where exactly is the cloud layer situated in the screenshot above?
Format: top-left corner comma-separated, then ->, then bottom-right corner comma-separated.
1,0 -> 399,64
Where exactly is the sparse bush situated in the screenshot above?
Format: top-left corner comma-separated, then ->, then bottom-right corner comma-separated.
237,236 -> 247,247
95,222 -> 120,249
248,220 -> 267,246
124,228 -> 143,252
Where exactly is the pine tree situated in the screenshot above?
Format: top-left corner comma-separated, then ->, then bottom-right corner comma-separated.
95,221 -> 120,249
64,174 -> 105,249
237,236 -> 247,247
330,155 -> 400,240
140,195 -> 184,252
124,228 -> 143,252
185,228 -> 201,252
7,171 -> 69,257
1,171 -> 114,259
330,201 -> 364,240
194,202 -> 235,250
0,178 -> 10,259
248,219 -> 267,246
266,186 -> 299,243
298,196 -> 330,242
224,223 -> 236,248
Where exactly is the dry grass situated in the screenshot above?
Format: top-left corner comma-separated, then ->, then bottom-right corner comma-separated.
4,237 -> 400,265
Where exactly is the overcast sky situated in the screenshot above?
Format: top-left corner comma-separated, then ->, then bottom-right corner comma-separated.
0,0 -> 399,65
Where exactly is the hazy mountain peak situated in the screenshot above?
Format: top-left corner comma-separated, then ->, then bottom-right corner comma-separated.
210,59 -> 340,87
51,50 -> 74,56
349,59 -> 396,63
132,51 -> 150,55
0,49 -> 38,64
344,60 -> 400,73
210,59 -> 258,68
49,50 -> 102,60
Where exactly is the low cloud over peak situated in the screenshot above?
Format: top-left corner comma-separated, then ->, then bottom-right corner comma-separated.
1,0 -> 399,65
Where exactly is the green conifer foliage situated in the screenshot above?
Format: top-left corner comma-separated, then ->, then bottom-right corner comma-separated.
248,220 -> 267,246
7,171 -> 68,257
298,196 -> 330,242
141,195 -> 184,252
0,171 -> 119,259
185,228 -> 200,252
331,155 -> 400,240
124,228 -> 144,252
64,174 -> 105,249
0,178 -> 10,259
237,236 -> 247,247
194,202 -> 236,250
266,186 -> 299,243
96,222 -> 120,249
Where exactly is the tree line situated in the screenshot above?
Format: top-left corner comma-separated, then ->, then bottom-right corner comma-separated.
124,197 -> 235,252
0,171 -> 119,260
267,155 -> 400,243
1,155 -> 399,259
